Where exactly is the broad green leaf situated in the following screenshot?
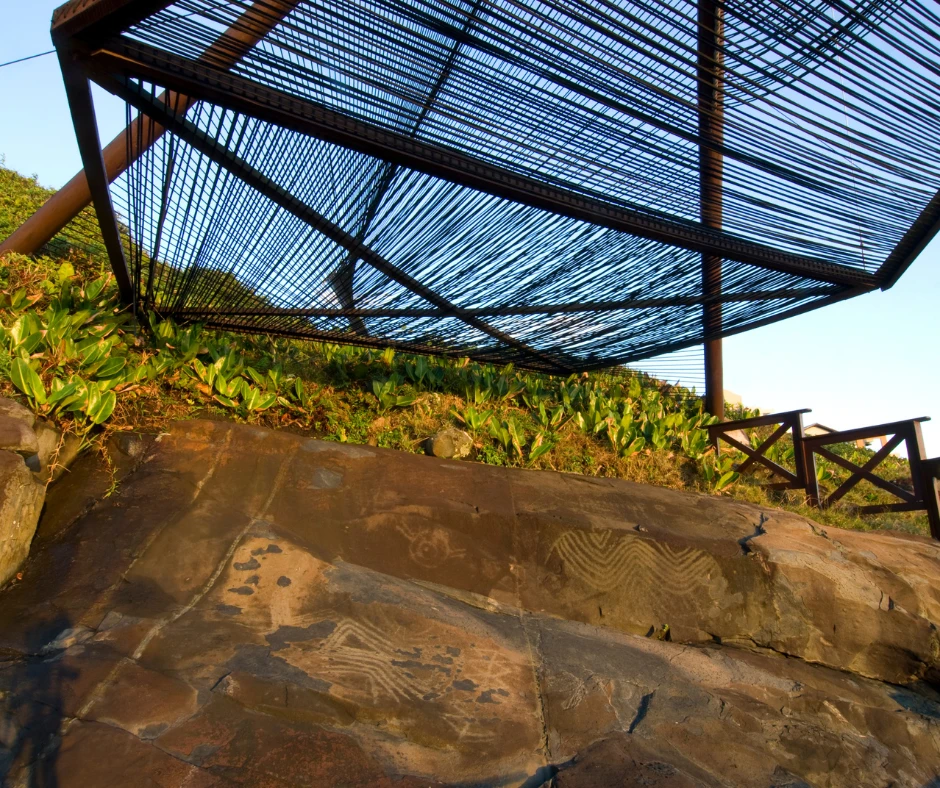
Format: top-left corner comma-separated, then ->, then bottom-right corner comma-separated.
19,332 -> 44,355
11,358 -> 46,405
80,342 -> 107,368
254,393 -> 277,411
56,262 -> 75,284
246,367 -> 266,387
293,378 -> 307,407
87,389 -> 116,424
214,373 -> 234,398
85,277 -> 107,301
48,380 -> 80,405
94,356 -> 127,379
716,470 -> 739,491
528,434 -> 554,464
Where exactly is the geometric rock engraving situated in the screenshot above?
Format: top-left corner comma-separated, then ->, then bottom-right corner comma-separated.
549,529 -> 720,596
318,618 -> 426,702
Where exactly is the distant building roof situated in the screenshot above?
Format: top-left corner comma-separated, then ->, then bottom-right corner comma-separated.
804,423 -> 838,436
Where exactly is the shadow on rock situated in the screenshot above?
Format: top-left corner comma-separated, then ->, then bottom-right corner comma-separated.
1,614 -> 78,787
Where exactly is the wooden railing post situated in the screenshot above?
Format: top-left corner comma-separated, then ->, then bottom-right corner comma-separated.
922,457 -> 940,540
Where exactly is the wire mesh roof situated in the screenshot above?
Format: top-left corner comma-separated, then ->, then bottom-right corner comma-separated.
50,0 -> 940,373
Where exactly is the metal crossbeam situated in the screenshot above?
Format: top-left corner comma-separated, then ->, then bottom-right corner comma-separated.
84,38 -> 879,290
167,286 -> 840,319
52,0 -> 174,41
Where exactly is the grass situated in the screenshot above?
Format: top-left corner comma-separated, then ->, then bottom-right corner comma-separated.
0,161 -> 930,537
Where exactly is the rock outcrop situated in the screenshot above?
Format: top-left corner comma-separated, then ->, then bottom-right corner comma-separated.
1,420 -> 939,786
425,426 -> 473,459
0,398 -> 45,585
0,449 -> 44,586
0,396 -> 91,585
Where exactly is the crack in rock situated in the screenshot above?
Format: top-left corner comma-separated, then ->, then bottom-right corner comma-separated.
738,513 -> 768,556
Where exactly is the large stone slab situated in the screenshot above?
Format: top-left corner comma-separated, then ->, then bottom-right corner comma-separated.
0,449 -> 45,586
1,420 -> 939,786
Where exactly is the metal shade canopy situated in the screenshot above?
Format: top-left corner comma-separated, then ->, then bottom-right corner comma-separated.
44,0 -> 940,379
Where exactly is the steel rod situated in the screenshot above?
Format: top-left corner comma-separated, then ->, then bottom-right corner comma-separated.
165,286 -> 840,319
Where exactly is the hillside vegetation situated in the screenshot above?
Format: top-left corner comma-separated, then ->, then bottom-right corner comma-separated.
0,163 -> 928,536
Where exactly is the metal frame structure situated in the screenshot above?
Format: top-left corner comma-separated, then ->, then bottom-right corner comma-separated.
6,0 -> 939,401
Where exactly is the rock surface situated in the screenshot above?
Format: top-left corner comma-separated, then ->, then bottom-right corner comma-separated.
0,415 -> 39,461
32,418 -> 83,483
1,420 -> 939,786
425,426 -> 473,459
0,449 -> 45,586
0,397 -> 90,585
0,398 -> 35,428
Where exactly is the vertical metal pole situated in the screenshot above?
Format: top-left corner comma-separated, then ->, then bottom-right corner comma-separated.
58,45 -> 135,304
698,0 -> 725,419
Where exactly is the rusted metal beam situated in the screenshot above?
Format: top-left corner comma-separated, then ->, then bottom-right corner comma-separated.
0,0 -> 297,259
82,37 -> 881,291
50,0 -> 174,42
699,0 -> 724,419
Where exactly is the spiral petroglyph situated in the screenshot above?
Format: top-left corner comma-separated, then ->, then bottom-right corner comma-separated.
548,529 -> 720,595
396,523 -> 467,569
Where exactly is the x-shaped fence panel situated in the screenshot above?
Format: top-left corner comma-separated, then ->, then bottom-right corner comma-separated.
707,409 -> 810,491
803,419 -> 932,514
712,410 -> 940,540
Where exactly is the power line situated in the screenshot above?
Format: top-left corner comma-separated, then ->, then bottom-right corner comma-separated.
0,50 -> 55,70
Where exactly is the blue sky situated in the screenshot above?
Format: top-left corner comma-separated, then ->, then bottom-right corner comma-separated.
2,1 -> 937,454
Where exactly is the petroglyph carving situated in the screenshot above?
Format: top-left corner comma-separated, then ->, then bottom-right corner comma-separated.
439,711 -> 501,742
549,529 -> 720,595
318,619 -> 426,702
396,523 -> 467,569
307,615 -> 508,742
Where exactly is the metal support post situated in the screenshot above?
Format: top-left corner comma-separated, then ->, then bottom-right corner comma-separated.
699,0 -> 725,418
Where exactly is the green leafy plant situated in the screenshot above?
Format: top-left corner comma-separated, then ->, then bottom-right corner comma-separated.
452,404 -> 493,433
372,375 -> 417,412
701,452 -> 740,491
